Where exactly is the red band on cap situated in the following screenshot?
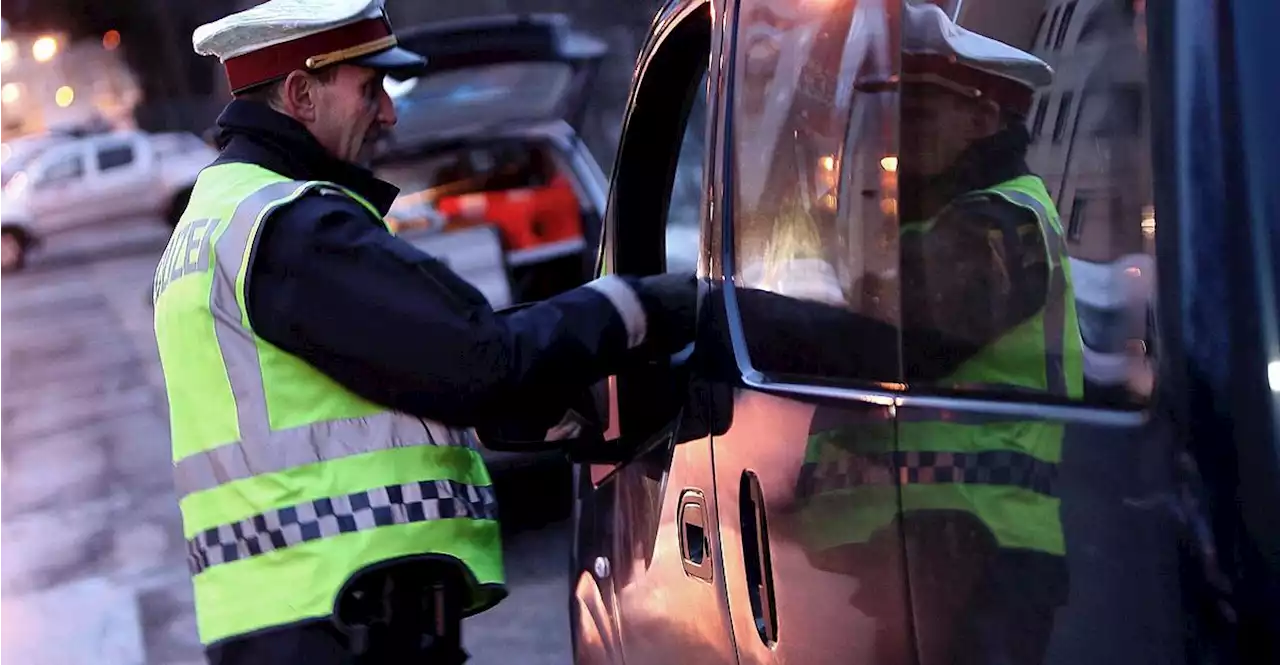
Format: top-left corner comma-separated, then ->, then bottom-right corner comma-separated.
903,53 -> 1035,115
224,17 -> 392,93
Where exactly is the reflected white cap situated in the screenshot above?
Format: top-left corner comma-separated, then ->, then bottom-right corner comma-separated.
900,2 -> 1053,114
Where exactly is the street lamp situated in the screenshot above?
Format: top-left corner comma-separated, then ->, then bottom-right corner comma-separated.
2,82 -> 21,105
55,85 -> 75,107
1,40 -> 16,68
32,35 -> 59,63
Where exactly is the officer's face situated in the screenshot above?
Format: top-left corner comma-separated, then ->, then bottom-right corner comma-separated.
900,82 -> 1000,178
305,65 -> 398,166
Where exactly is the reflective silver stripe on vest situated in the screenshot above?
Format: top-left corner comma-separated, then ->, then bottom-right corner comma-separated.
173,413 -> 476,496
794,449 -> 1058,500
991,189 -> 1069,397
187,477 -> 498,574
174,180 -> 477,497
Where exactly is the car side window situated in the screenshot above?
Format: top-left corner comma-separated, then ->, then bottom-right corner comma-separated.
726,0 -> 1156,409
34,149 -> 85,187
665,72 -> 709,274
729,0 -> 903,383
610,12 -> 711,280
96,142 -> 136,171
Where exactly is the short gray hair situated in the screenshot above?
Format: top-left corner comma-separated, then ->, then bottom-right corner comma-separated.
233,67 -> 339,108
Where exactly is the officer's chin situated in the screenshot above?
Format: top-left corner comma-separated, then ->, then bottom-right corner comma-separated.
353,143 -> 378,169
354,134 -> 386,168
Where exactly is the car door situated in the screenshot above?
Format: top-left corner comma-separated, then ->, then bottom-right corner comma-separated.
708,1 -> 912,663
25,142 -> 95,234
88,134 -> 158,223
569,2 -> 738,664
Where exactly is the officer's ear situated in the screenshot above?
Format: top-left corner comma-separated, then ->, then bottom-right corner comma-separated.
279,70 -> 322,123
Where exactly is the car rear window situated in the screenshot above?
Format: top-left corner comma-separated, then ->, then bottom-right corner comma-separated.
386,62 -> 575,136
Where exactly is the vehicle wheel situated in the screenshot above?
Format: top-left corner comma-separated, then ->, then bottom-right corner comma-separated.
166,188 -> 193,228
1,229 -> 27,273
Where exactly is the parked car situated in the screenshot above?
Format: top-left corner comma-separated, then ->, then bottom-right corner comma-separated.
474,0 -> 1280,662
374,13 -> 610,308
370,14 -> 612,518
1,130 -> 214,272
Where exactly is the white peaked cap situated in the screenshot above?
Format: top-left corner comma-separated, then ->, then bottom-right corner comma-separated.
193,0 -> 425,93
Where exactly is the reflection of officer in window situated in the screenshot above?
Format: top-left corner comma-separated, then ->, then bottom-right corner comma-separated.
792,5 -> 1084,665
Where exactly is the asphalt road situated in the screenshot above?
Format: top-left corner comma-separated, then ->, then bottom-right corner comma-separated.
0,219 -> 574,665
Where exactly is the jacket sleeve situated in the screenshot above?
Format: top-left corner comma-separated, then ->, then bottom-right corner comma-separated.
899,194 -> 1051,380
245,191 -> 647,426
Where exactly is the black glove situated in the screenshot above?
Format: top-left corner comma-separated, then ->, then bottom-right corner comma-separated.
630,273 -> 698,355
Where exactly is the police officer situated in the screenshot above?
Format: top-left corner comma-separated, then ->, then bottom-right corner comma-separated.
153,1 -> 694,663
793,4 -> 1083,664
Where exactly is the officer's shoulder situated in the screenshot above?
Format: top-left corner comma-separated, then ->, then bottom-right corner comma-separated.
267,185 -> 380,231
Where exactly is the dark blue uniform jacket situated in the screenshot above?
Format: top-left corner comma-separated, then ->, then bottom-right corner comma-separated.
212,101 -> 635,426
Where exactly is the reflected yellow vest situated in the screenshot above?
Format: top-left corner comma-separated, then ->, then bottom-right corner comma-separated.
152,162 -> 505,646
796,175 -> 1083,556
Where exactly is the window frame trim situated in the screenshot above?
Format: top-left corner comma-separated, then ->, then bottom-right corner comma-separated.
586,0 -> 715,482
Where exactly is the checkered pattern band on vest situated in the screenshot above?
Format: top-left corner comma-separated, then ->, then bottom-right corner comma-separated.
795,450 -> 1058,500
188,478 -> 499,574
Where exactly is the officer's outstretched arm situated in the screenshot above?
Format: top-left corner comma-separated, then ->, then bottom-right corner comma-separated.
245,194 -> 674,426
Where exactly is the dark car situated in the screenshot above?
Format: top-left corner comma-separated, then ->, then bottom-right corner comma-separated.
479,0 -> 1280,662
372,14 -> 610,522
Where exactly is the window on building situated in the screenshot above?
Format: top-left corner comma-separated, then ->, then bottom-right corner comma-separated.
1031,95 -> 1051,140
1068,194 -> 1090,240
1078,5 -> 1112,43
1045,6 -> 1062,48
1094,85 -> 1145,137
1055,1 -> 1079,49
1053,91 -> 1075,143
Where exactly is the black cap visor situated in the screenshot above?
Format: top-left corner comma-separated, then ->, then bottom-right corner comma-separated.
350,45 -> 427,80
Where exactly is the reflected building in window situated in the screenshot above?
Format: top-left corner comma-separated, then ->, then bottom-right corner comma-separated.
953,0 -> 1153,263
949,0 -> 1155,397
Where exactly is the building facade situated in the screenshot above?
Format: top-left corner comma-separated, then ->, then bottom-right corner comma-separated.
959,0 -> 1153,262
1,27 -> 142,138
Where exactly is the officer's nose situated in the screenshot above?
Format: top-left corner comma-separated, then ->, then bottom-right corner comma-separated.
376,87 -> 397,127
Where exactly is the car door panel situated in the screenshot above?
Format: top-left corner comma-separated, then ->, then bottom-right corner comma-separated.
90,135 -> 156,223
611,434 -> 736,665
27,144 -> 93,232
712,390 -> 908,665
